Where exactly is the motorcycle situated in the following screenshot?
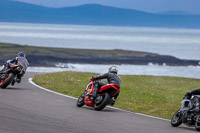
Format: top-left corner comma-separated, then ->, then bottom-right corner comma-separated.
0,63 -> 23,89
171,95 -> 200,131
76,79 -> 120,111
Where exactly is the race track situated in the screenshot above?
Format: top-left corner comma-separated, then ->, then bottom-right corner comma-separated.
0,72 -> 196,133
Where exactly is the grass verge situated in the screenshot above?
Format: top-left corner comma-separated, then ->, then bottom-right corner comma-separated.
32,71 -> 200,119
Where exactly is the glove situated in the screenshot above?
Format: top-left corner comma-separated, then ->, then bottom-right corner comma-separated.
90,76 -> 97,82
89,78 -> 94,82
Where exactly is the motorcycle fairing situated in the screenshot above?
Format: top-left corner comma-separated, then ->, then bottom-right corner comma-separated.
84,95 -> 94,107
98,84 -> 120,97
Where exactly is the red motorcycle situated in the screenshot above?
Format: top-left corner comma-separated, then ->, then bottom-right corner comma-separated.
76,79 -> 120,111
0,63 -> 23,89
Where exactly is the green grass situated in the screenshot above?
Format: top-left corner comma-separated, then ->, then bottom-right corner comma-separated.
0,42 -> 157,59
32,71 -> 200,119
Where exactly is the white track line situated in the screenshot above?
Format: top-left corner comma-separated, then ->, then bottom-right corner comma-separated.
28,78 -> 170,122
28,78 -> 77,100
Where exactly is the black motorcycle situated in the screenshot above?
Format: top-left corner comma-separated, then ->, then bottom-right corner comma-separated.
0,63 -> 23,89
171,95 -> 200,131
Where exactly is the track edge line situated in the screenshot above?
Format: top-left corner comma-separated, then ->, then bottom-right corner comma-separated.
28,78 -> 170,122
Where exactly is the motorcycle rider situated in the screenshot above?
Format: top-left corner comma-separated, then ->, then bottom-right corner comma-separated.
185,88 -> 200,99
89,66 -> 121,105
182,88 -> 200,123
0,52 -> 29,84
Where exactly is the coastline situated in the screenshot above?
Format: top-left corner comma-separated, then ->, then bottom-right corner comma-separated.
27,64 -> 200,79
0,42 -> 199,67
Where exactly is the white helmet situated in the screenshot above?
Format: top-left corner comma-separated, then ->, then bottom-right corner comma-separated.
109,66 -> 118,74
17,52 -> 25,57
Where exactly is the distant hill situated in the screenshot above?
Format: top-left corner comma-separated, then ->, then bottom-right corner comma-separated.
0,0 -> 200,28
157,11 -> 195,15
1,43 -> 199,66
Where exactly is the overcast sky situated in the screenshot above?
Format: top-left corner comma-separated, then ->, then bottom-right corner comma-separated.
14,0 -> 200,14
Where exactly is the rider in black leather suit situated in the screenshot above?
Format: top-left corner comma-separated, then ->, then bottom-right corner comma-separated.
185,88 -> 200,99
89,66 -> 121,100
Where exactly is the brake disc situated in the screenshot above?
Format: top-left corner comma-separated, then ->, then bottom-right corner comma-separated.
95,95 -> 103,104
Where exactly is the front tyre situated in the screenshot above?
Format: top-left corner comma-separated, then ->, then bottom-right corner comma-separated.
94,93 -> 110,111
171,109 -> 182,127
76,93 -> 85,107
0,73 -> 14,89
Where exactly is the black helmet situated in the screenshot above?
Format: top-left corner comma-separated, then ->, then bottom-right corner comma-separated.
17,52 -> 25,57
109,66 -> 118,74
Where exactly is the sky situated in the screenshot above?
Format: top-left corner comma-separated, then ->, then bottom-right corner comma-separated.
14,0 -> 200,14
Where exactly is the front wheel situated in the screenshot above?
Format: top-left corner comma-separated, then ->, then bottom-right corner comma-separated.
76,93 -> 85,107
94,93 -> 110,111
0,73 -> 15,89
171,109 -> 182,127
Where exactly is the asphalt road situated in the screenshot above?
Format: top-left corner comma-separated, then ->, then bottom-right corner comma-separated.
0,72 -> 196,133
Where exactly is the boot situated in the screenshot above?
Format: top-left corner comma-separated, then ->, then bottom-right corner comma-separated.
88,86 -> 98,98
16,73 -> 24,83
110,93 -> 119,105
16,77 -> 21,83
110,97 -> 117,106
11,79 -> 16,86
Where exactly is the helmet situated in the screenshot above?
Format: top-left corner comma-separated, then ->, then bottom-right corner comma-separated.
17,52 -> 25,57
109,66 -> 118,74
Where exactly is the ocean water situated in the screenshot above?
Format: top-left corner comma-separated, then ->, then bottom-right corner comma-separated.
0,22 -> 200,60
1,22 -> 200,78
27,63 -> 200,79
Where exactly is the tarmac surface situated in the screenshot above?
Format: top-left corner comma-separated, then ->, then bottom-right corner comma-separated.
0,72 -> 196,133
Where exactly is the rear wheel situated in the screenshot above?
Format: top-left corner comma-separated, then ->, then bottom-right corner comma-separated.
0,73 -> 14,89
195,116 -> 200,131
195,122 -> 200,131
94,93 -> 110,111
171,109 -> 182,127
76,93 -> 85,107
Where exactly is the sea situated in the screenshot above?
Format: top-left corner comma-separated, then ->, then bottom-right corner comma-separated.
0,22 -> 200,78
